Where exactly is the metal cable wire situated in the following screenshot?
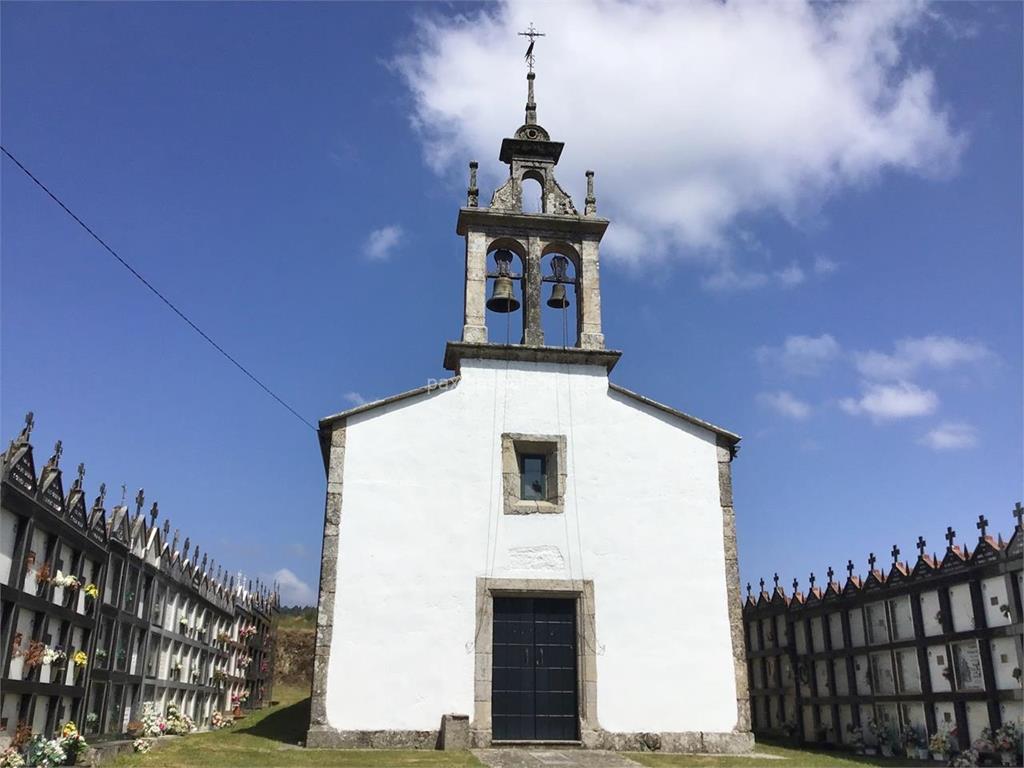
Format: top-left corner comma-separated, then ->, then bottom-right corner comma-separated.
1,145 -> 316,431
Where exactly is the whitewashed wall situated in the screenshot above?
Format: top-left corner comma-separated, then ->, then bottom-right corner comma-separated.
324,358 -> 738,733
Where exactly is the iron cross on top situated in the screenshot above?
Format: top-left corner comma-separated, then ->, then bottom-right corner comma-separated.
519,23 -> 545,73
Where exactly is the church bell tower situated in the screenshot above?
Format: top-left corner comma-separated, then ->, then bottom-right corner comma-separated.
444,29 -> 617,373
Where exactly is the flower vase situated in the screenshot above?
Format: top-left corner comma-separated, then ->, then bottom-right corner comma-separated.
52,586 -> 64,605
917,747 -> 930,760
933,752 -> 947,762
9,656 -> 23,679
40,662 -> 51,684
66,662 -> 76,685
77,591 -> 85,613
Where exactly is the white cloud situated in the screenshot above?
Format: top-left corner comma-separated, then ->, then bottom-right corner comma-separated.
839,380 -> 938,421
702,265 -> 769,292
363,225 -> 403,261
704,260 -> 807,292
919,422 -> 977,451
813,255 -> 839,275
343,391 -> 366,407
758,391 -> 812,420
854,335 -> 991,379
756,334 -> 841,376
775,263 -> 806,288
266,568 -> 315,607
396,1 -> 963,268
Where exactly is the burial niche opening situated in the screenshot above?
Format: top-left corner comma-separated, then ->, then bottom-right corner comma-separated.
486,247 -> 525,344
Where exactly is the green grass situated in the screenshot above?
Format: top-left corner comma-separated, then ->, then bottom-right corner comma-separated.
106,690 -> 925,768
628,741 -> 930,767
276,614 -> 317,631
107,686 -> 483,767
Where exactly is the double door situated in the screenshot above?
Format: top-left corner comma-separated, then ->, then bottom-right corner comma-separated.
492,596 -> 578,741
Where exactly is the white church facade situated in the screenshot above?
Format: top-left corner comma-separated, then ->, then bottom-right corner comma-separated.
307,63 -> 752,754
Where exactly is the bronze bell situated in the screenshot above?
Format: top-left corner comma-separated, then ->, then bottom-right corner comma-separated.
547,283 -> 569,309
487,276 -> 520,313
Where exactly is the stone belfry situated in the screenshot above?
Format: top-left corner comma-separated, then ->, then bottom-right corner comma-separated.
447,38 -> 608,367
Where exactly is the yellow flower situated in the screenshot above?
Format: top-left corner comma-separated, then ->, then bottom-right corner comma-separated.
73,651 -> 88,667
84,583 -> 99,599
62,721 -> 78,737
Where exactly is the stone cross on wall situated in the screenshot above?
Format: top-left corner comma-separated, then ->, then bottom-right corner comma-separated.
135,488 -> 145,518
50,440 -> 63,467
759,577 -> 765,593
1014,502 -> 1023,529
846,559 -> 855,578
772,573 -> 779,589
945,526 -> 957,551
868,552 -> 876,572
21,411 -> 35,441
163,519 -> 170,537
76,462 -> 85,489
150,502 -> 159,524
746,582 -> 752,598
791,578 -> 799,594
917,536 -> 927,556
809,572 -> 816,589
826,566 -> 834,584
976,514 -> 989,539
891,544 -> 900,564
95,482 -> 107,509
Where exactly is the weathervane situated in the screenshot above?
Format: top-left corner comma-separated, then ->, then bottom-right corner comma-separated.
519,23 -> 545,73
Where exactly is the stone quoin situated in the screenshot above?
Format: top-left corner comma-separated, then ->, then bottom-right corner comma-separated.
307,37 -> 751,753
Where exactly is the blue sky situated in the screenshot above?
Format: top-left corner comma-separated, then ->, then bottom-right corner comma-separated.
2,2 -> 1020,605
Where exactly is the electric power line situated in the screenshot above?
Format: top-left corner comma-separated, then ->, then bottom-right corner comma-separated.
1,145 -> 317,432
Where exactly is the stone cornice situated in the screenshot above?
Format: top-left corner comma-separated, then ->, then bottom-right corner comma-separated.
443,341 -> 622,373
456,207 -> 609,238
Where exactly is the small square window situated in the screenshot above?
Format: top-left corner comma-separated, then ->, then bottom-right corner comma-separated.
937,655 -> 945,665
943,712 -> 952,723
501,434 -> 565,515
990,596 -> 999,606
520,454 -> 547,500
1001,654 -> 1009,663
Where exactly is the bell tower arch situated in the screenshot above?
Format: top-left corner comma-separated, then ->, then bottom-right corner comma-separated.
447,54 -> 614,373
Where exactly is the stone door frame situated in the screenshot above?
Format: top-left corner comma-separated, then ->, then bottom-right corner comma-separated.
473,577 -> 598,746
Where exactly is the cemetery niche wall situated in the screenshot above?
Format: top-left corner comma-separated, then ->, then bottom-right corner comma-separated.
0,413 -> 278,749
743,504 -> 1023,760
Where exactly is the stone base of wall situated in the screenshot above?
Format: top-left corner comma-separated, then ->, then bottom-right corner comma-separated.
584,729 -> 753,754
306,725 -> 439,749
468,728 -> 753,754
309,725 -> 753,754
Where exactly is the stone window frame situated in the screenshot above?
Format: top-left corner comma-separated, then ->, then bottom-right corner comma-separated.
472,577 -> 597,746
501,433 -> 566,515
